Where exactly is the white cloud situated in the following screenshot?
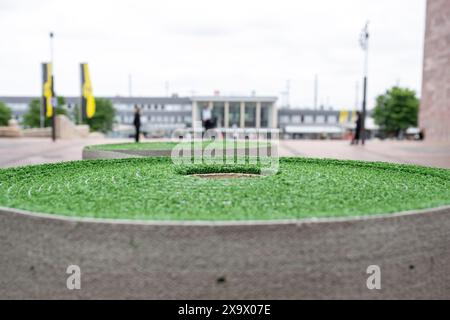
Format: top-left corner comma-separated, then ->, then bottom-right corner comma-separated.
0,0 -> 426,109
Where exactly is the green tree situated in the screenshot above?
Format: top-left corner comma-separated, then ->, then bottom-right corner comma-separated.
373,86 -> 419,137
84,98 -> 115,133
71,104 -> 82,125
23,97 -> 67,128
0,101 -> 12,126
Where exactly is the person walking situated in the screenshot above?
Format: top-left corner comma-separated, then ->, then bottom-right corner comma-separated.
202,106 -> 214,136
133,104 -> 141,143
351,111 -> 362,145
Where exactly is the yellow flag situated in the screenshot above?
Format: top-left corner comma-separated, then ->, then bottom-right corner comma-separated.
339,110 -> 349,124
42,63 -> 53,118
81,63 -> 96,119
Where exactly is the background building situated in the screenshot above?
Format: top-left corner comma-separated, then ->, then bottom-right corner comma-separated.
420,0 -> 450,141
191,96 -> 278,129
0,95 -> 375,139
278,108 -> 378,139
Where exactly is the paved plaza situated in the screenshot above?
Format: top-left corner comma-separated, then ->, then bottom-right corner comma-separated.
0,137 -> 449,169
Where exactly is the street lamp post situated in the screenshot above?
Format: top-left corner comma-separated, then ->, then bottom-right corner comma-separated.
359,22 -> 369,145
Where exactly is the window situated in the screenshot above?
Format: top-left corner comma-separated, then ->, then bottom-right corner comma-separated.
280,115 -> 290,124
316,115 -> 325,124
292,115 -> 301,124
327,116 -> 337,124
304,115 -> 313,124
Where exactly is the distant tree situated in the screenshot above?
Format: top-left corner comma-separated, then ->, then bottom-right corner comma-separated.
0,101 -> 12,126
71,104 -> 82,125
84,98 -> 115,133
23,97 -> 67,128
373,87 -> 419,137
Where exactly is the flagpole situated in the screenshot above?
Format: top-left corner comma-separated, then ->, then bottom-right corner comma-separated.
359,22 -> 369,146
50,32 -> 56,142
79,64 -> 83,125
40,65 -> 44,128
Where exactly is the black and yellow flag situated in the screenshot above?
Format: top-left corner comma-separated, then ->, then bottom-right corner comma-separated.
42,63 -> 53,118
80,63 -> 96,119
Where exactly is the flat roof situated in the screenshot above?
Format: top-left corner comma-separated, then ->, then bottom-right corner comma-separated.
191,96 -> 277,103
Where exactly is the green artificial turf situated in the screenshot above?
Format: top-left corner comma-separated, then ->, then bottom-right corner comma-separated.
0,157 -> 450,221
85,140 -> 268,151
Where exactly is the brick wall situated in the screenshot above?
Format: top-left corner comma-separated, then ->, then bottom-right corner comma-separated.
420,0 -> 450,141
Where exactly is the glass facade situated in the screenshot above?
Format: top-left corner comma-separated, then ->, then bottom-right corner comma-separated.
229,102 -> 240,128
212,102 -> 225,127
261,103 -> 270,127
192,99 -> 276,129
244,102 -> 256,128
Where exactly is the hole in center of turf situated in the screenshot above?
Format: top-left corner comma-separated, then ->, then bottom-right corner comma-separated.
175,164 -> 264,178
191,173 -> 260,179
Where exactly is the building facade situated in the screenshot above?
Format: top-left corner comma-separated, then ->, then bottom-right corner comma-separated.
0,95 -> 278,137
0,95 -> 373,139
0,96 -> 193,137
191,96 -> 278,129
420,0 -> 450,141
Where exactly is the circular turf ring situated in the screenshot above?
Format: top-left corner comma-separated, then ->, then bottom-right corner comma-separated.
1,157 -> 450,220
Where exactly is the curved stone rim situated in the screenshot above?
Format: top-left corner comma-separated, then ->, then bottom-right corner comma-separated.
2,204 -> 450,299
1,204 -> 449,227
82,147 -> 263,160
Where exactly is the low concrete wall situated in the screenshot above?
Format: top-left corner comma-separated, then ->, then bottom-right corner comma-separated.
0,120 -> 22,137
10,116 -> 90,139
1,206 -> 450,299
22,127 -> 52,138
55,115 -> 89,139
0,126 -> 22,137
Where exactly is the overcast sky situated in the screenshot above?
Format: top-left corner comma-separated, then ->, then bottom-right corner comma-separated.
0,0 -> 426,109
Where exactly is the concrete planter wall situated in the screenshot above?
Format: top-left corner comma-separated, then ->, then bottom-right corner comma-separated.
82,148 -> 260,160
1,206 -> 449,299
82,148 -> 170,160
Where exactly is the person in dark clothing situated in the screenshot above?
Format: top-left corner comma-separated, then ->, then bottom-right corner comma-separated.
201,106 -> 216,136
133,105 -> 141,143
351,111 -> 363,145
